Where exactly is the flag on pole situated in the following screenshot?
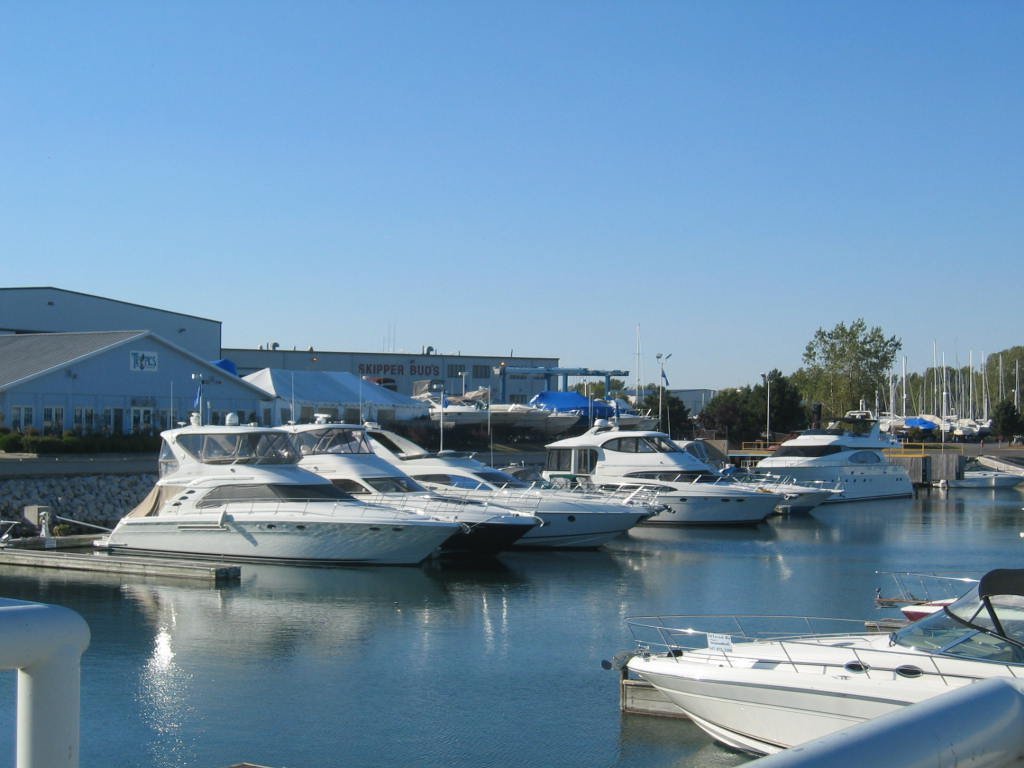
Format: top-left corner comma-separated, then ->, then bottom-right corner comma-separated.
193,379 -> 204,410
661,369 -> 670,387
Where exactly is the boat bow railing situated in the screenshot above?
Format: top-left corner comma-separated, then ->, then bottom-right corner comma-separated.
626,614 -> 1021,687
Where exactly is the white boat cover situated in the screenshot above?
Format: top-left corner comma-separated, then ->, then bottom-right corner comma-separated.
244,368 -> 428,424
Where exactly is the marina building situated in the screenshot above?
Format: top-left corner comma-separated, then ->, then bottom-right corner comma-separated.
0,287 -> 563,434
0,331 -> 271,436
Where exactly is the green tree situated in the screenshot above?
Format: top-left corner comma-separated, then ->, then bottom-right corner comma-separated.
697,386 -> 764,446
638,387 -> 691,439
792,319 -> 901,420
572,378 -> 627,400
756,369 -> 807,439
992,399 -> 1024,440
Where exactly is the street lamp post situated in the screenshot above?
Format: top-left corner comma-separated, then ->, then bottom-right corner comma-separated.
761,372 -> 771,448
656,353 -> 671,433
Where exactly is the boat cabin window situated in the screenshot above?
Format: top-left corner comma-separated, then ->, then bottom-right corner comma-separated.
603,436 -> 681,454
331,478 -> 371,494
848,451 -> 882,464
197,483 -> 353,507
544,448 -> 598,475
545,449 -> 573,473
576,449 -> 598,475
177,431 -> 300,465
365,476 -> 426,494
294,428 -> 373,456
626,470 -> 713,483
772,445 -> 844,459
413,473 -> 486,491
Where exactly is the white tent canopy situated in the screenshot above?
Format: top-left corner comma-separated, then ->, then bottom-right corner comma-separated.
244,368 -> 428,425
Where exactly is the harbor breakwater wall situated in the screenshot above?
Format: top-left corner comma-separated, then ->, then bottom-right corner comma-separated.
0,473 -> 156,529
0,455 -> 159,530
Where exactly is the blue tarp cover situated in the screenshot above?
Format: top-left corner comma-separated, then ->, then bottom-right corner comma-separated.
529,391 -> 617,420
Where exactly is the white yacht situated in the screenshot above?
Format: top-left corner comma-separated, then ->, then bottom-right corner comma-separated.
675,437 -> 840,513
97,421 -> 460,566
284,421 -> 539,555
624,568 -> 1024,755
365,426 -> 654,548
755,414 -> 913,502
542,423 -> 783,525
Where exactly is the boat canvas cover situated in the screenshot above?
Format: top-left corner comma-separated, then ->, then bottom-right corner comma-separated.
124,484 -> 187,518
244,369 -> 428,421
528,391 -> 615,420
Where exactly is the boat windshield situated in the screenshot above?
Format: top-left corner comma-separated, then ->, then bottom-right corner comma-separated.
176,431 -> 300,465
892,586 -> 1024,663
293,427 -> 374,456
472,469 -> 530,489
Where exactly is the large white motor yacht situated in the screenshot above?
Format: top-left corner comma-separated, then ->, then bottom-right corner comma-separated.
284,421 -> 539,555
623,568 -> 1024,755
97,420 -> 460,565
755,415 -> 913,502
542,423 -> 783,525
365,426 -> 654,548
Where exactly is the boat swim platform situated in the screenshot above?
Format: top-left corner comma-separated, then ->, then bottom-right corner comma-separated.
0,543 -> 241,583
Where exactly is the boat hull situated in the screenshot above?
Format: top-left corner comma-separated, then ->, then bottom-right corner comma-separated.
103,513 -> 458,566
514,509 -> 651,548
629,650 -> 966,755
755,463 -> 913,502
642,491 -> 779,525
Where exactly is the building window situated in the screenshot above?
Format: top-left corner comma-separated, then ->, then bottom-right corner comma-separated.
42,406 -> 65,436
11,406 -> 34,433
472,365 -> 491,380
446,364 -> 466,378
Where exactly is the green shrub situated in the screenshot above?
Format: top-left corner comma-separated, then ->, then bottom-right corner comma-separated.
0,433 -> 24,452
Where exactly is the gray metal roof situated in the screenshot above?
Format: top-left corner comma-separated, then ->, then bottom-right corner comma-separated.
0,331 -> 147,389
0,330 -> 273,401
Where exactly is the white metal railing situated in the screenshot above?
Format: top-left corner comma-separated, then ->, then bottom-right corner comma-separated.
0,598 -> 91,768
626,614 -> 1023,689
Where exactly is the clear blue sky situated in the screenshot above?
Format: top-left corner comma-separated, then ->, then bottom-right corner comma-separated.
2,2 -> 1020,390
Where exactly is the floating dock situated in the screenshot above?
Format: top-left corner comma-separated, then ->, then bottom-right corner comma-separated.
0,543 -> 240,583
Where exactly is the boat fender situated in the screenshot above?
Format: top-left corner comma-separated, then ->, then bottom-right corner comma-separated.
600,651 -> 635,671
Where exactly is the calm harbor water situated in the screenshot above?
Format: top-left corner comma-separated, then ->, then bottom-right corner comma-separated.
2,487 -> 1023,768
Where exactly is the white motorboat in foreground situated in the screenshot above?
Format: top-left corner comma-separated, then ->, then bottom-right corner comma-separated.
624,568 -> 1024,755
284,421 -> 539,555
366,425 -> 654,548
755,414 -> 913,502
542,423 -> 783,525
97,421 -> 460,565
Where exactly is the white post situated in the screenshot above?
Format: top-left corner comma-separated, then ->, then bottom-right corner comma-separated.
0,599 -> 90,768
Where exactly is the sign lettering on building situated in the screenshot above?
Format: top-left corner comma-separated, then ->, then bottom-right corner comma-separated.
357,362 -> 440,377
129,351 -> 159,372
